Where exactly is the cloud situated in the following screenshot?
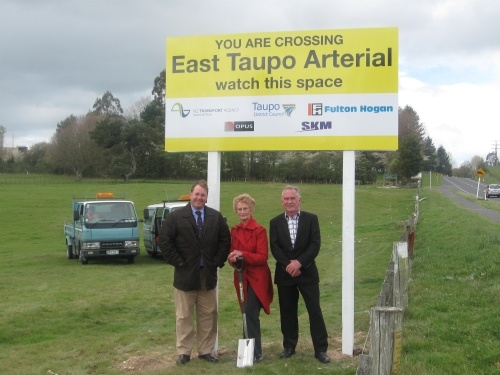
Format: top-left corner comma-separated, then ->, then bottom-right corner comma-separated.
1,0 -> 500,167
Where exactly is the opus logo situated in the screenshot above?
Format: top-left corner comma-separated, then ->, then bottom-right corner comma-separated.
225,121 -> 255,132
308,103 -> 323,116
171,103 -> 190,118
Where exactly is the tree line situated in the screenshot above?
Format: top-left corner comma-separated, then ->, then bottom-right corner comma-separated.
1,70 -> 456,183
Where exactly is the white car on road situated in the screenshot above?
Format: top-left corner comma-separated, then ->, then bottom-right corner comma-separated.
484,184 -> 500,198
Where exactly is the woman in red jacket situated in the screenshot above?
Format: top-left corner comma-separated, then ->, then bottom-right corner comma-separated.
228,193 -> 274,363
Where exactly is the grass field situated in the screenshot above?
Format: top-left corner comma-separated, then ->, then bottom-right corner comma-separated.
0,176 -> 498,374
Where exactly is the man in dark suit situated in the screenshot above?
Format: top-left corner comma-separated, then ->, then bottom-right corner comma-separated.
269,185 -> 330,364
159,180 -> 231,365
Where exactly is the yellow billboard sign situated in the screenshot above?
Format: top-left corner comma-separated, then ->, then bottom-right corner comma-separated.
165,27 -> 398,152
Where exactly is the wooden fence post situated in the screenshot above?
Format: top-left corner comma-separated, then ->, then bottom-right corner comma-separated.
356,191 -> 419,374
370,307 -> 404,375
377,261 -> 394,307
392,241 -> 409,310
356,354 -> 373,375
414,193 -> 420,224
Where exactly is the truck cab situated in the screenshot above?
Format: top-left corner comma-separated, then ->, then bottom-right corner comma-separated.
64,192 -> 140,264
142,196 -> 189,258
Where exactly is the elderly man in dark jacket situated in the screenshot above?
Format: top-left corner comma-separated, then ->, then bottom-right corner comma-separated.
159,180 -> 230,365
270,185 -> 330,364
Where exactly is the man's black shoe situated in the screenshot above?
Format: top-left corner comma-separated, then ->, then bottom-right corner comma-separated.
279,348 -> 296,358
315,352 -> 331,363
198,353 -> 218,362
176,354 -> 190,364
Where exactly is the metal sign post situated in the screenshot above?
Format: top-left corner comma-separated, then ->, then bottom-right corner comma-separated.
476,168 -> 485,199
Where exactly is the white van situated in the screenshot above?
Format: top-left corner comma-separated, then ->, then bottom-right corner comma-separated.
142,196 -> 189,257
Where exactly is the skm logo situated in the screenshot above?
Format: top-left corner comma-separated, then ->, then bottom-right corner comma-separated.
301,121 -> 332,131
171,103 -> 190,118
225,121 -> 255,132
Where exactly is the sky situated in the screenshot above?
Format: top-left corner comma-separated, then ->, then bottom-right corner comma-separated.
1,0 -> 500,168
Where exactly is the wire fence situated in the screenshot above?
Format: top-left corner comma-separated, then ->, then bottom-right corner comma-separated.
0,175 -> 401,186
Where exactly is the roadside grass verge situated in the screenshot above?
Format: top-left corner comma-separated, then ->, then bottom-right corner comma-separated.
455,190 -> 500,212
401,187 -> 500,374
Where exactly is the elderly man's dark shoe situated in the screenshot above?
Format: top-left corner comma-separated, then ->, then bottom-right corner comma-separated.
315,352 -> 331,363
176,354 -> 190,364
198,353 -> 218,362
279,348 -> 296,358
254,355 -> 263,363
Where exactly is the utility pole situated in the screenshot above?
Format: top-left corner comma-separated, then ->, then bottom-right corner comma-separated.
492,141 -> 500,166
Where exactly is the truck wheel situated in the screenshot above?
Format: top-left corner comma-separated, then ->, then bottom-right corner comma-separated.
73,241 -> 79,256
67,244 -> 74,259
79,252 -> 88,265
127,256 -> 135,264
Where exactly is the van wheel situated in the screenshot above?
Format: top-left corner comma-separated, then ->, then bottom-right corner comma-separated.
151,244 -> 160,258
67,244 -> 74,259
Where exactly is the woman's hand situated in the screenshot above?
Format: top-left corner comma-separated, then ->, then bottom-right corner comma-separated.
228,250 -> 243,263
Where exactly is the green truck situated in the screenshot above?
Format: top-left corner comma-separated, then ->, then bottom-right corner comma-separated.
64,192 -> 140,264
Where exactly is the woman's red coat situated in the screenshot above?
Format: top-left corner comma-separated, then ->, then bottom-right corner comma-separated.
229,217 -> 274,315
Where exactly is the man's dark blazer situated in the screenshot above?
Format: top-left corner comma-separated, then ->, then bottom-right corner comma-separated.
269,210 -> 321,286
159,203 -> 230,291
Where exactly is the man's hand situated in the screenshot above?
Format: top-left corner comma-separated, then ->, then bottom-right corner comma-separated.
286,259 -> 302,277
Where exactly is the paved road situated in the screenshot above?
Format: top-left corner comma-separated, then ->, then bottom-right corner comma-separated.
436,176 -> 500,223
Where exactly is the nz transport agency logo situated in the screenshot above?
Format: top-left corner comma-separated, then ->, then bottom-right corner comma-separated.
300,121 -> 332,132
225,121 -> 255,132
171,103 -> 190,118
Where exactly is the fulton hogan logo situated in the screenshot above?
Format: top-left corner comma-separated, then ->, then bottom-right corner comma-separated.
301,121 -> 332,131
308,103 -> 394,114
225,121 -> 255,131
308,103 -> 323,116
171,103 -> 190,118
